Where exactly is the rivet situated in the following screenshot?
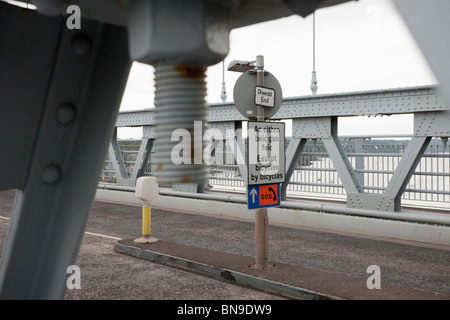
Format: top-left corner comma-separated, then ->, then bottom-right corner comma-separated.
55,103 -> 76,125
71,34 -> 91,56
42,164 -> 62,184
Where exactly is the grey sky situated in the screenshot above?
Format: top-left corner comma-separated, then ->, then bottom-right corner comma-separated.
118,0 -> 437,138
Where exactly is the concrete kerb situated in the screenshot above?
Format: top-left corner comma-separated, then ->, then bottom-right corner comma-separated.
113,240 -> 339,300
95,188 -> 450,246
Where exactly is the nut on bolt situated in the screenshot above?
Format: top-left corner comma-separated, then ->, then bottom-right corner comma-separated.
128,0 -> 230,66
128,0 -> 230,185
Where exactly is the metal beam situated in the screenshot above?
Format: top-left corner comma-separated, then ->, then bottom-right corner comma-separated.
228,123 -> 247,184
115,85 -> 448,127
0,3 -> 60,190
281,138 -> 307,200
30,0 -> 354,30
109,129 -> 129,180
413,110 -> 450,137
0,6 -> 131,299
322,118 -> 363,194
353,138 -> 365,186
384,136 -> 431,211
131,138 -> 154,180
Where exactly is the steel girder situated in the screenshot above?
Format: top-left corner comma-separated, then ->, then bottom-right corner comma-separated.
115,85 -> 449,127
30,0 -> 355,28
0,3 -> 131,299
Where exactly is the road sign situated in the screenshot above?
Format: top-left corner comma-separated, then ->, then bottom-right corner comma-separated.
248,121 -> 285,185
233,71 -> 282,120
254,85 -> 275,108
247,184 -> 280,210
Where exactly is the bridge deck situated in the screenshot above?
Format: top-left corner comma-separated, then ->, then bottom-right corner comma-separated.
3,189 -> 448,300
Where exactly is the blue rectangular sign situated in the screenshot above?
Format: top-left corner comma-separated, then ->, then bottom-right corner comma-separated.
247,183 -> 280,210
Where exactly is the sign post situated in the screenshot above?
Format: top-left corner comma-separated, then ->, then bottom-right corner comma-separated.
254,55 -> 268,269
229,55 -> 284,270
251,56 -> 286,269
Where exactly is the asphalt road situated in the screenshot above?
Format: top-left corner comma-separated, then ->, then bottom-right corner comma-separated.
0,189 -> 449,301
0,190 -> 283,300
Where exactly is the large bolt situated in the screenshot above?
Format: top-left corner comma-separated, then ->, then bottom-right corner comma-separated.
41,164 -> 62,184
128,0 -> 230,185
153,64 -> 209,184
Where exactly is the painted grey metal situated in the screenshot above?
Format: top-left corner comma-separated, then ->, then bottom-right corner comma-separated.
115,85 -> 449,127
152,65 -> 209,185
354,139 -> 365,186
292,117 -> 332,139
322,119 -> 363,194
112,138 -> 154,187
106,131 -> 449,212
281,138 -> 307,200
109,129 -> 129,180
0,5 -> 131,299
275,86 -> 448,118
4,0 -> 435,302
208,121 -> 236,137
143,125 -> 155,139
156,189 -> 450,227
130,138 -> 150,180
126,0 -> 234,186
135,139 -> 154,179
0,4 -> 60,191
347,193 -> 396,212
413,110 -> 450,137
128,0 -> 229,66
384,136 -> 431,211
234,131 -> 248,186
31,0 -> 354,30
95,184 -> 450,227
118,108 -> 155,127
322,137 -> 363,194
113,86 -> 450,199
172,183 -> 204,193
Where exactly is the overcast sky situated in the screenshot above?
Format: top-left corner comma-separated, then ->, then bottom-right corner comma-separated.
118,0 -> 437,138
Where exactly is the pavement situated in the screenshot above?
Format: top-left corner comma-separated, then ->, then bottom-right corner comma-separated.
1,189 -> 450,300
115,238 -> 448,300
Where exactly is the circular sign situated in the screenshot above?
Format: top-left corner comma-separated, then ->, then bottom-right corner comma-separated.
233,71 -> 283,120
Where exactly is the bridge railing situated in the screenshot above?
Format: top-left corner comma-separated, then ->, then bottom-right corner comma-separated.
101,135 -> 450,208
101,85 -> 450,213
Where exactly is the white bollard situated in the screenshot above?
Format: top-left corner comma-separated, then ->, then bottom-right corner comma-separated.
134,177 -> 159,243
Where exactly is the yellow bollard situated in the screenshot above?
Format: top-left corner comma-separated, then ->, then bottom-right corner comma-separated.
142,204 -> 151,237
134,176 -> 159,244
134,203 -> 158,244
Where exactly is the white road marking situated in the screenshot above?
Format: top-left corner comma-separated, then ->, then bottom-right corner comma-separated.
0,215 -> 122,240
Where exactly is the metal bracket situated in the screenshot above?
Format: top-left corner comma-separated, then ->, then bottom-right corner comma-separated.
347,193 -> 396,212
292,117 -> 331,139
414,110 -> 450,137
281,138 -> 307,200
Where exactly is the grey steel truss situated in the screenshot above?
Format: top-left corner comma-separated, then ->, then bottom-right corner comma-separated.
111,84 -> 450,212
